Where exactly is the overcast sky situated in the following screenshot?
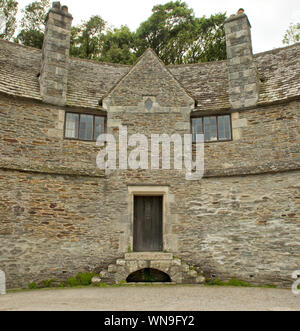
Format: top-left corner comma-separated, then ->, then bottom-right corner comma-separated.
16,0 -> 300,54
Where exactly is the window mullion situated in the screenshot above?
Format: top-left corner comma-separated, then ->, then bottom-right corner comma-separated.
230,115 -> 233,140
78,114 -> 81,139
216,116 -> 219,141
92,115 -> 95,141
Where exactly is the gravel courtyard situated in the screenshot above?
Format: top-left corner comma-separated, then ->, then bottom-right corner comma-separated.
0,286 -> 299,311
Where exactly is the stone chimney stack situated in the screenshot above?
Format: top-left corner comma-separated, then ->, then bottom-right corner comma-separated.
39,2 -> 73,106
224,9 -> 260,109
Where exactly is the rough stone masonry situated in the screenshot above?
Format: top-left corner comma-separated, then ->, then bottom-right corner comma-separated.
0,3 -> 299,289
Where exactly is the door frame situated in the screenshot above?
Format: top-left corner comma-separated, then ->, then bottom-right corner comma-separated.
133,195 -> 163,252
127,186 -> 172,253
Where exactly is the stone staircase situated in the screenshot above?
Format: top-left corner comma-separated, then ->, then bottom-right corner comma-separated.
98,253 -> 205,285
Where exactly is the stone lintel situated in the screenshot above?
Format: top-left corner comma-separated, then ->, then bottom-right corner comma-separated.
125,252 -> 174,261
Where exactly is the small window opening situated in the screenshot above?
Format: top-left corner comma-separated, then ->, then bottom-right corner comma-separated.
145,99 -> 153,111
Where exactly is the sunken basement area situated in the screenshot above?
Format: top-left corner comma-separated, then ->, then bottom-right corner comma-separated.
0,3 -> 299,288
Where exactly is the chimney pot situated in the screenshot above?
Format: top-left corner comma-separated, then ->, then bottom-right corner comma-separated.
52,1 -> 61,9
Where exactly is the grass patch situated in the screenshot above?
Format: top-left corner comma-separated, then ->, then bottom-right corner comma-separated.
64,272 -> 97,287
262,284 -> 277,289
25,273 -> 98,290
76,273 -> 96,286
42,279 -> 56,288
28,282 -> 37,290
227,279 -> 252,287
8,282 -> 180,293
65,277 -> 80,287
12,275 -> 279,293
205,278 -> 276,289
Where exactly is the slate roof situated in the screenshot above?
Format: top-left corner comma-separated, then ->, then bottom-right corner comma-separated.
255,44 -> 300,105
0,41 -> 42,101
0,39 -> 299,110
168,60 -> 230,111
67,57 -> 130,109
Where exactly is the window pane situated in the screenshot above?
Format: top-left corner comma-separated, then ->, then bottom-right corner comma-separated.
192,118 -> 203,142
145,99 -> 153,111
204,117 -> 217,142
218,115 -> 231,141
94,116 -> 105,140
65,113 -> 79,139
79,114 -> 93,141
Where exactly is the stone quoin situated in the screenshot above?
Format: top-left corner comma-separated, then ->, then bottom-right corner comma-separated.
0,3 -> 299,288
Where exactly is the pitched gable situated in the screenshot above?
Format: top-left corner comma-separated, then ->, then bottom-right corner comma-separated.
103,49 -> 195,108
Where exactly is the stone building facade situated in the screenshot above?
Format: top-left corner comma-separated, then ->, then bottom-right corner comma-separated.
0,3 -> 299,288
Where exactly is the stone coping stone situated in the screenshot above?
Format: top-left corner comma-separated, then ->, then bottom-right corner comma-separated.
125,253 -> 174,261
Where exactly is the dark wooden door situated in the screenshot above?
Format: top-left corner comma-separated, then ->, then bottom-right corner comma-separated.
134,196 -> 163,252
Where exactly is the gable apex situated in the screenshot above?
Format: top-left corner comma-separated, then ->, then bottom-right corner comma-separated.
102,48 -> 195,108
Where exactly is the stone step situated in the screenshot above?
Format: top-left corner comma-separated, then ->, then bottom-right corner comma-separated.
98,253 -> 205,285
125,252 -> 174,261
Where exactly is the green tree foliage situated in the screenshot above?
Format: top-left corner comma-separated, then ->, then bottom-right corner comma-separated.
184,13 -> 227,63
135,1 -> 196,64
283,23 -> 300,45
16,28 -> 44,48
70,15 -> 106,60
0,0 -> 18,41
15,0 -> 50,49
11,0 -> 226,64
135,1 -> 227,64
99,25 -> 137,64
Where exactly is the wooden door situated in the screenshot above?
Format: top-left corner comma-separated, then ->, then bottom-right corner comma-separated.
134,196 -> 163,252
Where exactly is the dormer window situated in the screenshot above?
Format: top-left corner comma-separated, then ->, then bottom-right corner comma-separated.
64,112 -> 105,141
192,115 -> 232,143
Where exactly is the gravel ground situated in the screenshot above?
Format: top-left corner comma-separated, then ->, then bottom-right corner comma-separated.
0,286 -> 299,311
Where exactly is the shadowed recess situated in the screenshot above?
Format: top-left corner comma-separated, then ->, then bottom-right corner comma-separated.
126,268 -> 171,283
